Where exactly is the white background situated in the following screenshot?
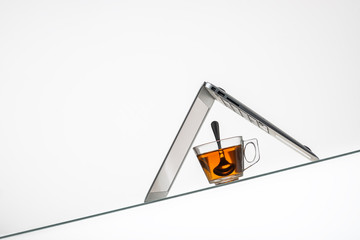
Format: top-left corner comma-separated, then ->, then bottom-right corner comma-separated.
1,0 -> 360,238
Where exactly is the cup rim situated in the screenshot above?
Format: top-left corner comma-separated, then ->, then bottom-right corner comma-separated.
193,136 -> 243,150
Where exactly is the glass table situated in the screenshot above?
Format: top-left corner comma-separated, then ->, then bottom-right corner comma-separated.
2,149 -> 359,239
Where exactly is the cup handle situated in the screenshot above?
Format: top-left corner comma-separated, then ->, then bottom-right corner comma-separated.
243,138 -> 260,170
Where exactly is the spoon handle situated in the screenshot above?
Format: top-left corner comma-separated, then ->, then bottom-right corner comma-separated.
211,121 -> 222,149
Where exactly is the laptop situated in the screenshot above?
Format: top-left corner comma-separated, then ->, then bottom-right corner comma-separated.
144,82 -> 319,202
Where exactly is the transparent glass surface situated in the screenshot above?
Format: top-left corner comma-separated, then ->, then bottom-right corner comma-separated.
1,149 -> 359,239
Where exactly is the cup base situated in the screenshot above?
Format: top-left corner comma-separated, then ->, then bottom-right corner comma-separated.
210,173 -> 243,185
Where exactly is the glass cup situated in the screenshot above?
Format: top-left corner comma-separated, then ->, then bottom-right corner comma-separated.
193,136 -> 260,185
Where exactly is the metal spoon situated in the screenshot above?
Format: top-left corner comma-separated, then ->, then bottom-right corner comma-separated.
211,121 -> 235,176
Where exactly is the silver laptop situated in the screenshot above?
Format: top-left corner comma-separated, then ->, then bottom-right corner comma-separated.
144,82 -> 319,202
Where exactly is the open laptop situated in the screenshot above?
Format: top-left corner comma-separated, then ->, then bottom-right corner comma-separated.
144,82 -> 319,202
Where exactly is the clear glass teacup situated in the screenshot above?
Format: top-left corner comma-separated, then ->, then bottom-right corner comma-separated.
193,136 -> 260,185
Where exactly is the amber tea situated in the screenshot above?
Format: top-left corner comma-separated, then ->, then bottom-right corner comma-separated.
197,145 -> 243,184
